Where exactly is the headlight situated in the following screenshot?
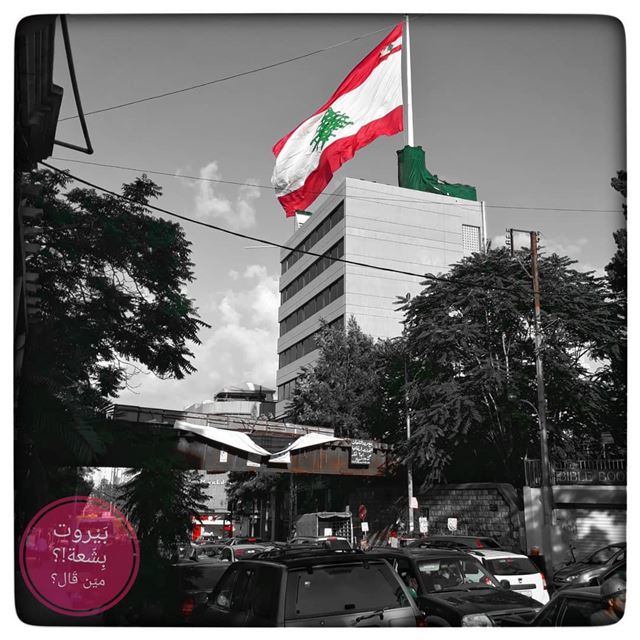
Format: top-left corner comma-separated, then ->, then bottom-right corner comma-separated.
461,614 -> 493,627
566,574 -> 580,581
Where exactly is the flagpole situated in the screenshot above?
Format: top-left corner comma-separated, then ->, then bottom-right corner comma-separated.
404,15 -> 414,147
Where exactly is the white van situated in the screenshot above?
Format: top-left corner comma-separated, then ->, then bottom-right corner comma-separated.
467,549 -> 549,604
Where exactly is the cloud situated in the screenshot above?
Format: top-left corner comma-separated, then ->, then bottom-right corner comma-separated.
190,161 -> 261,231
116,265 -> 280,409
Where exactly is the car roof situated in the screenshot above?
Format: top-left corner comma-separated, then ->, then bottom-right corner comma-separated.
466,549 -> 531,560
237,549 -> 378,569
554,586 -> 602,600
367,547 -> 473,561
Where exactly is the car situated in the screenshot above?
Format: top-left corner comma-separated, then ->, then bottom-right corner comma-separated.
366,547 -> 542,626
517,586 -> 608,626
466,549 -> 549,604
552,542 -> 626,591
554,559 -> 626,594
407,535 -> 503,551
224,536 -> 265,546
288,536 -> 352,550
219,543 -> 275,562
191,548 -> 426,626
172,554 -> 232,624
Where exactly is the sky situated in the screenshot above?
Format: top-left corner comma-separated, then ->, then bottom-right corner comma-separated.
13,10 -> 629,411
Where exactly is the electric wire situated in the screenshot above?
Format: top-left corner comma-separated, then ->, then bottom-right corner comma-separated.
39,161 -> 518,293
57,22 -> 399,122
51,156 -> 623,215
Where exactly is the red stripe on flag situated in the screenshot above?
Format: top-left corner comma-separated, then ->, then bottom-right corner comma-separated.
278,105 -> 404,217
273,23 -> 403,158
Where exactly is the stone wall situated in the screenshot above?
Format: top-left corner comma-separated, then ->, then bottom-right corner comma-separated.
419,483 -> 525,551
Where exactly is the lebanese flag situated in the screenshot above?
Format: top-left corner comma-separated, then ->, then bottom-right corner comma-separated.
271,23 -> 404,217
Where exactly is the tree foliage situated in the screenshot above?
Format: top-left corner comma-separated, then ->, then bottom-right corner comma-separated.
21,169 -> 209,409
287,316 -> 391,438
16,169 -> 209,528
399,247 -> 617,487
120,466 -> 208,553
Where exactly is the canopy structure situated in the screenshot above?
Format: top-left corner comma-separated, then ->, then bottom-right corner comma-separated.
174,420 -> 341,463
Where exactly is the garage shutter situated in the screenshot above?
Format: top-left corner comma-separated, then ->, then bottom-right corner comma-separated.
567,509 -> 626,557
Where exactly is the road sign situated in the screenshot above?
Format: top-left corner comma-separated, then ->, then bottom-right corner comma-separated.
361,521 -> 369,533
418,517 -> 428,534
358,504 -> 367,521
447,518 -> 458,532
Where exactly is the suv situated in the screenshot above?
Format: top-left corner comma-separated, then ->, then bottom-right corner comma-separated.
191,549 -> 425,627
467,549 -> 549,604
367,547 -> 542,626
407,535 -> 503,551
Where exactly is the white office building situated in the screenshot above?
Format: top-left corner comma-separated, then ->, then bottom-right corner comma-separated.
275,176 -> 485,416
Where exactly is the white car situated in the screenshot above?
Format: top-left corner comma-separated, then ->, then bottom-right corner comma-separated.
467,549 -> 550,605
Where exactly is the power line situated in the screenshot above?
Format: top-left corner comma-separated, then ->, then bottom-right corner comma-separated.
58,22 -> 398,122
51,156 -> 623,215
38,161 -> 517,293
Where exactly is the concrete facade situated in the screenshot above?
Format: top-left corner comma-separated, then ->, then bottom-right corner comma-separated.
276,176 -> 484,415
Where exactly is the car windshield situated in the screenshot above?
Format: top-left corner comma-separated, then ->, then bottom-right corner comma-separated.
485,557 -> 538,576
285,563 -> 411,619
417,558 -> 501,592
585,546 -> 621,564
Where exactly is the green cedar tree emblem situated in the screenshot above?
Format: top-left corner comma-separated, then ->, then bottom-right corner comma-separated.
310,107 -> 353,151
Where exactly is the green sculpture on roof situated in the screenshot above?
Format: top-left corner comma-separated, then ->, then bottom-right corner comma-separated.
397,145 -> 477,201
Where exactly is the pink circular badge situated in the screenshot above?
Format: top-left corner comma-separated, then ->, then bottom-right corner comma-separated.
19,496 -> 140,617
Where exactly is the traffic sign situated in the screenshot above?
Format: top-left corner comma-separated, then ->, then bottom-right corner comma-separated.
358,504 -> 367,521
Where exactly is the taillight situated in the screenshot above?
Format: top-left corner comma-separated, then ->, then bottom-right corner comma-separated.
181,596 -> 195,619
540,572 -> 547,590
416,614 -> 427,627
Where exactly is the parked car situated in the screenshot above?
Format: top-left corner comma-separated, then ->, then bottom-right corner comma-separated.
224,536 -> 265,546
289,536 -> 352,550
407,535 -> 503,551
191,548 -> 426,626
554,558 -> 626,594
220,543 -> 274,562
172,555 -> 231,624
366,547 -> 542,626
552,542 -> 625,591
466,549 -> 549,604
514,586 -> 609,626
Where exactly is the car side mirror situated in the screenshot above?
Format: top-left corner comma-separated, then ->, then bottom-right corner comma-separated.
500,580 -> 511,590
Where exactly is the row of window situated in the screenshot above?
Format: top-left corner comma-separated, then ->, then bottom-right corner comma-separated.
281,201 -> 344,274
280,277 -> 344,337
281,238 -> 344,304
278,378 -> 297,402
278,315 -> 344,369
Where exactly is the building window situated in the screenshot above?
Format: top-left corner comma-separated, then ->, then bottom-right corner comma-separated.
278,315 -> 344,369
462,224 -> 481,253
281,238 -> 344,304
280,276 -> 344,337
281,201 -> 344,275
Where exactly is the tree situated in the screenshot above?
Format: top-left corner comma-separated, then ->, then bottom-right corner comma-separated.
288,316 -> 389,438
399,247 -> 616,487
120,466 -> 208,553
16,168 -> 209,527
601,170 -> 627,449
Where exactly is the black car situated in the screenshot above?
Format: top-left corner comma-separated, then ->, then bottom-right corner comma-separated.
521,586 -> 608,625
554,559 -> 626,594
366,547 -> 542,626
407,535 -> 503,551
191,548 -> 425,626
552,542 -> 625,590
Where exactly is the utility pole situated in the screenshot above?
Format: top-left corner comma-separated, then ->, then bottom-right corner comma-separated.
530,231 -> 555,580
404,355 -> 414,534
